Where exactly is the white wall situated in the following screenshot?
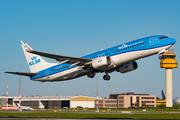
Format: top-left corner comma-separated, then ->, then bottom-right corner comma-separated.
70,101 -> 94,108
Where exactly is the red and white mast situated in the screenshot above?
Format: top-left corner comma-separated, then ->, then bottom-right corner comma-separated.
6,82 -> 8,106
96,74 -> 99,111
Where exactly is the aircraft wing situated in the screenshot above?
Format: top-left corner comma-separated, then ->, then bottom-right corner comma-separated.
5,72 -> 39,76
25,43 -> 92,67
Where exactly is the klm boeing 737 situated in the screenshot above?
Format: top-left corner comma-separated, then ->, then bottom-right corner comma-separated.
5,35 -> 176,82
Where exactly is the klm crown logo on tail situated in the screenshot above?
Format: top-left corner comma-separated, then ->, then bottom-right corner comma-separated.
29,56 -> 41,66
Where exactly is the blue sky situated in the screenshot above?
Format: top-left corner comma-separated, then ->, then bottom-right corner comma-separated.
0,0 -> 180,99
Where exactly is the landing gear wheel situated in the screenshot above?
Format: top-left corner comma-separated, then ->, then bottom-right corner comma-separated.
103,75 -> 110,81
159,55 -> 162,60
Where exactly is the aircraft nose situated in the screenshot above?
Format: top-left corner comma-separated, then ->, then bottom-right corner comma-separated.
168,38 -> 176,45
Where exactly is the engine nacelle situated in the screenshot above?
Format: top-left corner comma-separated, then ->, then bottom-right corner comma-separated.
92,56 -> 111,70
117,61 -> 138,73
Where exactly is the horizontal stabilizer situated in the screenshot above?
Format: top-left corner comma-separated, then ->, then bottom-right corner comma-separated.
5,71 -> 38,76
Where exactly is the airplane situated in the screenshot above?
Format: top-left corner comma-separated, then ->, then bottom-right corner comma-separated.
161,90 -> 180,105
16,103 -> 33,111
173,98 -> 180,105
5,35 -> 176,82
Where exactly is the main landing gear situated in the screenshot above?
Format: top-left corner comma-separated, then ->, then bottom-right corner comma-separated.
87,72 -> 95,78
103,72 -> 110,81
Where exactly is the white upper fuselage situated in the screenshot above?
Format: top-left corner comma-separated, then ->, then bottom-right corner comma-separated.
30,35 -> 176,82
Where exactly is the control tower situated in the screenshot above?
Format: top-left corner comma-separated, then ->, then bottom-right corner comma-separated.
160,51 -> 178,107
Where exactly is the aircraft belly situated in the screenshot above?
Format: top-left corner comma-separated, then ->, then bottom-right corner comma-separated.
149,45 -> 171,55
53,68 -> 89,81
112,52 -> 139,66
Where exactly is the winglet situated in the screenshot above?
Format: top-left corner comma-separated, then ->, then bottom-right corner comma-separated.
21,40 -> 34,52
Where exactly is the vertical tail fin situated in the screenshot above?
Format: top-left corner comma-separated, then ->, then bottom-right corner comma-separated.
17,103 -> 20,107
21,41 -> 57,72
161,90 -> 166,100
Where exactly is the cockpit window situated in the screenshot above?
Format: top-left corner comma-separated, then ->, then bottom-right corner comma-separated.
159,36 -> 168,39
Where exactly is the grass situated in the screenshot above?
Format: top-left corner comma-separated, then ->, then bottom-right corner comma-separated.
0,112 -> 180,119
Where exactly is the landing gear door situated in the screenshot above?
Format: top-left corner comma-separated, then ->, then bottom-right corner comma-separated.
149,37 -> 154,46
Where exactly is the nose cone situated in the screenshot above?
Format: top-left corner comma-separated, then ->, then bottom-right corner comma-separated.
168,38 -> 176,45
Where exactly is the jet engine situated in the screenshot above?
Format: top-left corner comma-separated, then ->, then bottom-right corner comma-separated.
117,61 -> 138,73
92,56 -> 111,70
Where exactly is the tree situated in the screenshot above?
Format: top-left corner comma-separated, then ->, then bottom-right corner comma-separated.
134,102 -> 139,108
160,103 -> 166,107
156,97 -> 161,100
142,101 -> 146,107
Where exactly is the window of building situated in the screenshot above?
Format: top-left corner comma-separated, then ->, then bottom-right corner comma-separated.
119,97 -> 124,99
136,97 -> 139,102
119,104 -> 123,107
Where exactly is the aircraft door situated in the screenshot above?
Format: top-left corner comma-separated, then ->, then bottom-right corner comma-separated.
46,70 -> 50,78
149,37 -> 154,46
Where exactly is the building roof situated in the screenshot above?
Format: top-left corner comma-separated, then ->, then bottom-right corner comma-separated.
71,96 -> 96,101
109,92 -> 150,99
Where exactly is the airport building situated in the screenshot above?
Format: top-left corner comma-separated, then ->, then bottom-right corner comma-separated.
0,95 -> 96,109
95,92 -> 156,108
0,92 -> 157,109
